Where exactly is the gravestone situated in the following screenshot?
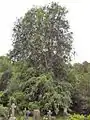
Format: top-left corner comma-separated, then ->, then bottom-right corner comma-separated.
11,103 -> 16,117
33,109 -> 40,120
0,117 -> 3,120
24,108 -> 27,120
63,107 -> 68,116
51,116 -> 56,120
47,110 -> 52,120
9,114 -> 16,120
9,103 -> 16,120
55,108 -> 59,115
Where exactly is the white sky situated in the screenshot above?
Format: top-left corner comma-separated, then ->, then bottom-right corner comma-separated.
0,0 -> 90,63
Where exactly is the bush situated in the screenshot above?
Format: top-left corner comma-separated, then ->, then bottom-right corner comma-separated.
68,114 -> 85,120
16,116 -> 24,120
0,105 -> 9,120
29,102 -> 40,110
87,115 -> 90,120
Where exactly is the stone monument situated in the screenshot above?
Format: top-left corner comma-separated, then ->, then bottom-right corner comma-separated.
63,107 -> 68,116
9,114 -> 16,120
9,103 -> 16,120
33,109 -> 40,120
24,108 -> 27,120
47,110 -> 52,120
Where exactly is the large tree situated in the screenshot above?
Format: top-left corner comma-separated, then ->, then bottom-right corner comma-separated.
8,2 -> 73,114
10,2 -> 73,79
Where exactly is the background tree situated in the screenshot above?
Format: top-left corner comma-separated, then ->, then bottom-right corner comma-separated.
68,62 -> 90,114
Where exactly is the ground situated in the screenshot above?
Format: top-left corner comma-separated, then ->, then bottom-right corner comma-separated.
17,116 -> 67,120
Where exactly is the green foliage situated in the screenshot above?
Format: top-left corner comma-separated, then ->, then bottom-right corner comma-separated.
6,2 -> 73,114
1,2 -> 89,116
29,102 -> 40,110
0,56 -> 12,72
68,114 -> 90,120
69,62 -> 90,114
0,56 -> 12,91
68,114 -> 85,120
0,105 -> 9,119
9,2 -> 73,79
87,115 -> 90,120
0,91 -> 9,106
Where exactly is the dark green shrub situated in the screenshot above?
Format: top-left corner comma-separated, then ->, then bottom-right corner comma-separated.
0,105 -> 9,120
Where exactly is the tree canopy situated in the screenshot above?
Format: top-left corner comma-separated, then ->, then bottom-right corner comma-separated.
10,2 -> 73,78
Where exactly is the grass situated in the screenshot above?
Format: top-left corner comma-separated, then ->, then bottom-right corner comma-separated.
57,116 -> 68,120
16,116 -> 68,120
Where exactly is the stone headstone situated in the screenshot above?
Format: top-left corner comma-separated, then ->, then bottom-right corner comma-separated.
11,103 -> 16,117
33,109 -> 40,120
9,103 -> 16,120
0,117 -> 3,120
24,108 -> 27,120
51,116 -> 56,120
9,114 -> 16,120
9,117 -> 16,120
63,107 -> 68,116
47,110 -> 52,120
55,108 -> 59,115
